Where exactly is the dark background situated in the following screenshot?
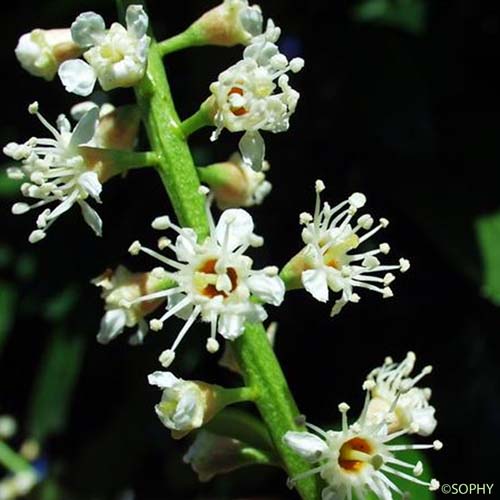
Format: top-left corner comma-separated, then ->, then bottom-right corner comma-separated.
1,0 -> 499,499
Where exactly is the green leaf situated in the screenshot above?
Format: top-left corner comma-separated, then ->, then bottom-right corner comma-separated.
0,281 -> 17,355
354,0 -> 426,35
43,286 -> 80,322
27,328 -> 87,441
476,210 -> 500,305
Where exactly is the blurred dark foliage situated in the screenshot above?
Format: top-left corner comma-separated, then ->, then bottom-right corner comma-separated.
1,0 -> 499,499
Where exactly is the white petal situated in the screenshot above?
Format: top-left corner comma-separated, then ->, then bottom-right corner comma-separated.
302,268 -> 329,303
71,106 -> 99,146
247,274 -> 285,306
70,101 -> 99,121
58,59 -> 97,96
283,431 -> 328,462
174,228 -> 198,262
410,407 -> 437,437
79,200 -> 103,236
218,314 -> 245,340
97,309 -> 127,344
215,209 -> 254,251
148,371 -> 178,389
173,387 -> 204,429
78,171 -> 102,200
239,131 -> 265,171
240,6 -> 263,37
126,4 -> 149,39
48,190 -> 78,220
71,11 -> 106,47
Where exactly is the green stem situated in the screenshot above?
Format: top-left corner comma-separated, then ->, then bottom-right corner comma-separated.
180,107 -> 213,137
157,26 -> 204,56
197,163 -> 230,187
79,147 -> 158,172
0,440 -> 32,474
233,323 -> 322,499
119,0 -> 209,238
219,386 -> 256,406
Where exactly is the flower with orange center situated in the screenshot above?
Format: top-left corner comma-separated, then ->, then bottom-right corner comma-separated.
126,192 -> 285,367
284,180 -> 410,317
284,381 -> 442,500
209,19 -> 304,170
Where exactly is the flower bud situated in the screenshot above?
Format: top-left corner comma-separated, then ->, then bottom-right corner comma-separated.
148,372 -> 227,439
183,431 -> 264,482
200,153 -> 271,210
15,29 -> 82,80
191,0 -> 263,47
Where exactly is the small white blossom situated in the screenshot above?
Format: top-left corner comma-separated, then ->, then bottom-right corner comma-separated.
58,5 -> 150,96
15,28 -> 82,81
209,20 -> 304,170
93,266 -> 172,346
204,152 -> 272,210
297,180 -> 409,316
366,352 -> 437,436
148,371 -> 208,435
284,385 -> 441,500
3,102 -> 103,242
126,198 -> 285,367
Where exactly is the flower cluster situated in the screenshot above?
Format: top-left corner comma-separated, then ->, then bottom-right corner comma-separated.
209,19 -> 304,170
284,180 -> 410,316
59,5 -> 150,96
284,354 -> 441,499
125,193 -> 284,367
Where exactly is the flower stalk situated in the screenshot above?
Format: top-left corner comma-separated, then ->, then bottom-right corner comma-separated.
117,1 -> 321,498
0,440 -> 32,474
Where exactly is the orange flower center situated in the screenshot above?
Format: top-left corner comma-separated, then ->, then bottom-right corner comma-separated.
228,87 -> 247,116
338,437 -> 373,472
198,259 -> 238,298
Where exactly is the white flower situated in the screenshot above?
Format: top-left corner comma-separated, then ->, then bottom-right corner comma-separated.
58,5 -> 150,96
15,28 -> 82,81
366,352 -> 437,436
209,20 -> 304,170
93,266 -> 172,346
202,152 -> 272,210
297,180 -> 410,316
284,387 -> 442,500
148,371 -> 208,436
126,196 -> 285,367
3,102 -> 103,243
